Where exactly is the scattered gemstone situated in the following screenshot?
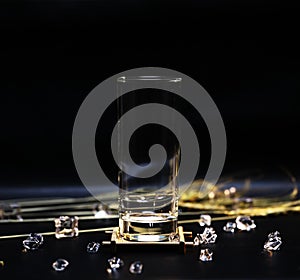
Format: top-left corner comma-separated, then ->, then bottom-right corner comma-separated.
93,203 -> 110,218
169,232 -> 179,242
198,215 -> 211,226
199,249 -> 213,262
236,216 -> 256,231
107,257 -> 124,269
87,242 -> 100,253
54,216 -> 79,239
194,227 -> 217,245
0,203 -> 22,221
52,259 -> 69,271
129,261 -> 143,274
223,222 -> 236,233
264,231 -> 282,251
201,227 -> 217,244
22,233 -> 44,251
0,260 -> 4,267
268,231 -> 281,239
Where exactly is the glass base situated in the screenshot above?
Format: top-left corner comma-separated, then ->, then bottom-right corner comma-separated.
119,212 -> 177,242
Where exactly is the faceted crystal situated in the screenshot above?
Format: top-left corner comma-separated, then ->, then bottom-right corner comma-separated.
54,216 -> 79,239
169,232 -> 179,242
264,231 -> 282,251
52,259 -> 69,271
199,249 -> 213,262
0,203 -> 22,221
236,216 -> 256,231
107,257 -> 124,269
223,222 -> 236,233
87,242 -> 100,253
268,231 -> 280,239
194,227 -> 217,245
198,215 -> 211,226
93,203 -> 110,218
201,227 -> 217,244
129,261 -> 143,274
22,233 -> 44,251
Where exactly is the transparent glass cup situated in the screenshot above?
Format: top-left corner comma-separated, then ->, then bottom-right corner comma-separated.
117,76 -> 181,241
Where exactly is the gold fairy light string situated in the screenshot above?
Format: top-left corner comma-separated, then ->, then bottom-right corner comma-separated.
179,168 -> 299,216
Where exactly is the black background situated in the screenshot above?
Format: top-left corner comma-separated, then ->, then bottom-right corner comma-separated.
1,0 -> 300,190
1,2 -> 300,279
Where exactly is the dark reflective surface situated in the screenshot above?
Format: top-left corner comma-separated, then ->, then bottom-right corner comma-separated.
1,215 -> 300,279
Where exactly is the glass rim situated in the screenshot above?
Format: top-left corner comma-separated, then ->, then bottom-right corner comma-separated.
117,76 -> 182,83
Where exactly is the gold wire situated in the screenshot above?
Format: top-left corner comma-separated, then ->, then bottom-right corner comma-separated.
0,217 -> 236,240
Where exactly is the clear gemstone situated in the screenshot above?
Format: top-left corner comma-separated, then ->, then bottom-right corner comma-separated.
201,227 -> 217,244
264,231 -> 282,251
87,242 -> 100,253
0,203 -> 22,221
93,203 -> 110,218
268,231 -> 280,239
0,260 -> 4,268
129,261 -> 143,274
107,257 -> 124,269
223,222 -> 236,233
198,215 -> 211,226
236,216 -> 256,231
54,216 -> 79,239
199,249 -> 213,262
52,259 -> 69,271
194,227 -> 217,245
22,233 -> 44,251
169,232 -> 179,242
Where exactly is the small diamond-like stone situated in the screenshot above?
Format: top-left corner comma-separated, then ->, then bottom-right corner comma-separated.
52,259 -> 69,271
0,203 -> 22,221
169,232 -> 179,242
129,261 -> 143,274
236,216 -> 256,231
194,227 -> 217,245
201,227 -> 217,244
198,215 -> 211,226
87,242 -> 100,253
107,257 -> 124,269
199,249 -> 213,262
22,233 -> 44,251
223,222 -> 236,233
268,231 -> 280,239
54,216 -> 79,239
264,231 -> 282,251
93,203 -> 110,218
